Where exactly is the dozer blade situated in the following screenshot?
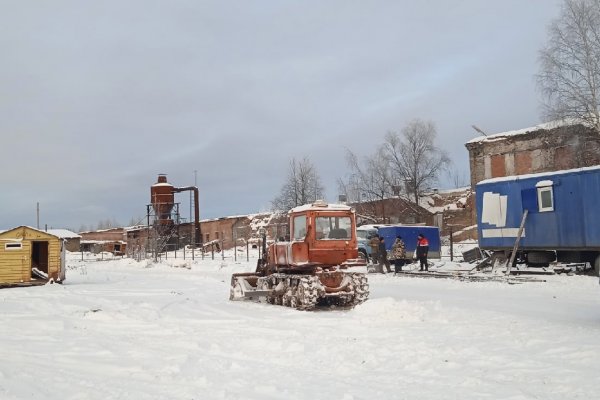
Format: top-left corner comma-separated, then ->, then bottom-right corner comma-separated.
229,273 -> 272,301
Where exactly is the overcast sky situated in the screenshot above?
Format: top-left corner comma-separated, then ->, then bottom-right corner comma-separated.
0,0 -> 562,231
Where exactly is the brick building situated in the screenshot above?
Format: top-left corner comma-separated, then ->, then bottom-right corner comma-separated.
465,120 -> 600,187
125,213 -> 289,254
420,188 -> 476,242
79,227 -> 127,255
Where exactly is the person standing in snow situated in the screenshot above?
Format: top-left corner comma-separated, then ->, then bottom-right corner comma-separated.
369,234 -> 380,265
391,236 -> 407,272
378,236 -> 392,273
416,233 -> 429,271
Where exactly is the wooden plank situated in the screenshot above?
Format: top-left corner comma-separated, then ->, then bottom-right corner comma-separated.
0,267 -> 27,273
506,210 -> 529,276
0,273 -> 28,281
0,281 -> 47,289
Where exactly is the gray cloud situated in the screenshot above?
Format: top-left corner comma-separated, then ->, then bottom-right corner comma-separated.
0,0 -> 562,230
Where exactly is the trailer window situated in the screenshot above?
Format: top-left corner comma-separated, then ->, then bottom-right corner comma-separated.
292,215 -> 307,240
537,186 -> 554,212
315,216 -> 352,240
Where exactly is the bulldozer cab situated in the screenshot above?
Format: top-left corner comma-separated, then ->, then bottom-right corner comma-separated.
286,202 -> 359,267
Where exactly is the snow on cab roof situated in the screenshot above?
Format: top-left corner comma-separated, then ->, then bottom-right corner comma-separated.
466,118 -> 586,145
289,201 -> 352,213
477,165 -> 600,185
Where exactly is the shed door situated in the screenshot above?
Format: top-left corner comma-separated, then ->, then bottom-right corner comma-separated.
32,241 -> 49,274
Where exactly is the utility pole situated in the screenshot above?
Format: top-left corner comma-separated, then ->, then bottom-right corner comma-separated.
190,169 -> 198,247
36,202 -> 40,229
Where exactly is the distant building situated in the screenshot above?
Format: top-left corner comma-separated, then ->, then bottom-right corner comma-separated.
79,227 -> 126,255
353,197 -> 434,226
47,229 -> 81,252
465,120 -> 600,187
124,212 -> 289,255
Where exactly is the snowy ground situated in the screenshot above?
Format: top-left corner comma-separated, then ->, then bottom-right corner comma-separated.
1,250 -> 600,400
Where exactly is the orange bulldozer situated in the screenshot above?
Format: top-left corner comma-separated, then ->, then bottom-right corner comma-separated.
229,201 -> 369,310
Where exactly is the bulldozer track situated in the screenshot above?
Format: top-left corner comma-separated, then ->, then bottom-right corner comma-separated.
254,273 -> 369,310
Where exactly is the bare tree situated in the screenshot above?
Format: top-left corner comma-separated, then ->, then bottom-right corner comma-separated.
96,217 -> 120,230
336,175 -> 361,204
272,156 -> 325,211
445,167 -> 469,188
383,119 -> 450,205
537,0 -> 600,132
341,147 -> 394,222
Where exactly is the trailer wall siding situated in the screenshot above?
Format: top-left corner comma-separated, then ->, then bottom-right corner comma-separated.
476,167 -> 600,251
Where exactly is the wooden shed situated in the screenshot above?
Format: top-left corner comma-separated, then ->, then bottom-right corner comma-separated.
0,226 -> 66,286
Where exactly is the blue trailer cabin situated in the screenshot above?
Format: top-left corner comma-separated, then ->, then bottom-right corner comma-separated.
476,165 -> 600,274
377,225 -> 441,259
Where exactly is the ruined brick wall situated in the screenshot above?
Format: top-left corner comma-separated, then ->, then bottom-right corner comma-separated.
199,217 -> 251,249
441,194 -> 477,242
465,124 -> 600,187
80,228 -> 126,242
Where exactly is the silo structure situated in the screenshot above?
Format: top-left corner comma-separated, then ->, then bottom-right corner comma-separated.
151,174 -> 175,225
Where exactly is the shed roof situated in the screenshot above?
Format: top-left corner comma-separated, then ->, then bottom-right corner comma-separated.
0,226 -> 61,239
46,229 -> 81,239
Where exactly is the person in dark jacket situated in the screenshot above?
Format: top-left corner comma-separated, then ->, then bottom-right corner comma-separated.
378,236 -> 391,273
416,233 -> 429,271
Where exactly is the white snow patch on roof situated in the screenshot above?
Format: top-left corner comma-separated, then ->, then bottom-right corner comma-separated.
466,119 -> 586,144
290,202 -> 351,213
535,180 -> 554,188
81,240 -> 126,245
47,229 -> 81,239
422,186 -> 471,195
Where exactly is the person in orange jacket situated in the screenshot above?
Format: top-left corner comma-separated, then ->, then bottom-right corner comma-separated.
416,233 -> 429,271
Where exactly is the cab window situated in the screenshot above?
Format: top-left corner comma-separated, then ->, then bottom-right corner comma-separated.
315,216 -> 352,240
292,215 -> 307,240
